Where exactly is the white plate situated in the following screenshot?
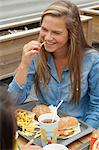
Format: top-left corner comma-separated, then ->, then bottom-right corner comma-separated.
43,143 -> 69,150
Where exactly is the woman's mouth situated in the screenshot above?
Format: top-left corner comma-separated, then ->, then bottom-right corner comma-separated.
45,42 -> 55,46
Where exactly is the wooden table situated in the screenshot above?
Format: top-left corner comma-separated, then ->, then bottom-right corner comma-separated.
18,130 -> 98,150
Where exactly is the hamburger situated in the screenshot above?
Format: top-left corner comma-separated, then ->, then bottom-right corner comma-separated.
58,116 -> 80,137
32,104 -> 51,120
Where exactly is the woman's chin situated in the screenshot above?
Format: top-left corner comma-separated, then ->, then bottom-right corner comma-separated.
45,47 -> 55,53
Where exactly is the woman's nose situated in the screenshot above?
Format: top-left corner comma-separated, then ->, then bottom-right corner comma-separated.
45,32 -> 53,41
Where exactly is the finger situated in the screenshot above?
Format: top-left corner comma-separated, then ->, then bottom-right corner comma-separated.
26,50 -> 39,58
25,139 -> 34,147
23,41 -> 40,52
23,44 -> 33,53
31,146 -> 43,150
24,45 -> 40,53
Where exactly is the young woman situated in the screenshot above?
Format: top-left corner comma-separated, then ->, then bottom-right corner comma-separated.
0,85 -> 43,150
9,0 -> 99,129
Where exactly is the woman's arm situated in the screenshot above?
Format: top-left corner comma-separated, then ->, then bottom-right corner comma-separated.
8,41 -> 40,104
15,40 -> 40,85
86,53 -> 99,129
8,61 -> 36,104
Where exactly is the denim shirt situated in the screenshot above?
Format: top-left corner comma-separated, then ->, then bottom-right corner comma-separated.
9,49 -> 99,129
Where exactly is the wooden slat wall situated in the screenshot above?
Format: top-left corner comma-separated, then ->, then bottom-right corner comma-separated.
0,28 -> 40,80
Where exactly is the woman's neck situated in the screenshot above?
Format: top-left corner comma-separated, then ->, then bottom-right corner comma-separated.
52,50 -> 68,81
53,49 -> 67,60
52,44 -> 68,59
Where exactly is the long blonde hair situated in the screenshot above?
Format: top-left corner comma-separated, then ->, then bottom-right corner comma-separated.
34,0 -> 91,103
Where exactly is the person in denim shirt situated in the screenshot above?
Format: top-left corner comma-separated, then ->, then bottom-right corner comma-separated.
9,0 -> 99,129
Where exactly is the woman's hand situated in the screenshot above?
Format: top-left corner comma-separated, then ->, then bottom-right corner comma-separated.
23,139 -> 43,150
15,40 -> 41,85
21,40 -> 41,70
23,145 -> 43,150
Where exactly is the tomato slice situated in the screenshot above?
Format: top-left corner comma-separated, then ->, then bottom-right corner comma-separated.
58,130 -> 65,136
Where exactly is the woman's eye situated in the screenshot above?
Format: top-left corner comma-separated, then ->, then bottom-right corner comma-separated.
41,27 -> 48,32
53,31 -> 61,35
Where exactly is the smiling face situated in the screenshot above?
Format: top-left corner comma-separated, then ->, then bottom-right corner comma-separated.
40,15 -> 68,55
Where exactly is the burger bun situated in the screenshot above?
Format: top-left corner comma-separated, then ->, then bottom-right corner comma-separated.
58,116 -> 80,137
58,116 -> 79,130
32,104 -> 51,119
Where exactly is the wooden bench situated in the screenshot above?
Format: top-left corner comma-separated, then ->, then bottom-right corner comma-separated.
80,15 -> 93,46
80,5 -> 99,44
0,27 -> 40,80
